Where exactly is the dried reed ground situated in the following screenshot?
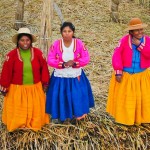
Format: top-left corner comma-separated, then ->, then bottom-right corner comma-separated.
0,0 -> 150,149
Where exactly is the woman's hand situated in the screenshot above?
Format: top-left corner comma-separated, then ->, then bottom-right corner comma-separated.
42,83 -> 49,93
132,37 -> 141,46
42,85 -> 48,93
1,91 -> 8,96
64,60 -> 75,67
115,75 -> 122,83
0,86 -> 8,96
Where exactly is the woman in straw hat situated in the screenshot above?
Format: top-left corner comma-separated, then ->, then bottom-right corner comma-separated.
0,27 -> 50,131
106,18 -> 150,125
46,22 -> 94,124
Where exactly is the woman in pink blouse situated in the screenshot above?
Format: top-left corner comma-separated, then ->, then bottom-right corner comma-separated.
46,22 -> 94,124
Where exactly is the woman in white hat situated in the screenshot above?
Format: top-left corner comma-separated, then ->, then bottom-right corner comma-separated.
106,18 -> 150,125
0,28 -> 50,131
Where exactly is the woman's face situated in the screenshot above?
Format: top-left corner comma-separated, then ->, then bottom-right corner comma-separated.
61,26 -> 74,41
18,36 -> 32,50
130,28 -> 144,39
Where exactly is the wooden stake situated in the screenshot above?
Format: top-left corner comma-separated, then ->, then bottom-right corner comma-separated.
39,0 -> 53,56
14,0 -> 25,30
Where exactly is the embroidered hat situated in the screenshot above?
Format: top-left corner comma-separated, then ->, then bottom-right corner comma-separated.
12,27 -> 37,43
125,18 -> 148,31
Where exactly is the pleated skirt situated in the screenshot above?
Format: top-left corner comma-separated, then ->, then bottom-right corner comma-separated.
2,82 -> 49,132
46,70 -> 94,121
106,69 -> 150,125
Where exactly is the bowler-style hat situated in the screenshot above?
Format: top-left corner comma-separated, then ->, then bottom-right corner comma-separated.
125,18 -> 148,31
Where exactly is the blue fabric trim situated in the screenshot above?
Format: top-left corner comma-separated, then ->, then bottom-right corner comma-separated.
123,37 -> 146,74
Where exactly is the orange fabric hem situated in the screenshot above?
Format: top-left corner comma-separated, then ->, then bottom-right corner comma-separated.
2,82 -> 50,132
106,69 -> 150,125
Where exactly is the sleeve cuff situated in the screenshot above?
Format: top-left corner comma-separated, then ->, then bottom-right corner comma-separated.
72,61 -> 80,68
137,43 -> 145,51
115,70 -> 123,76
58,61 -> 64,68
42,83 -> 49,87
72,62 -> 77,67
0,85 -> 8,92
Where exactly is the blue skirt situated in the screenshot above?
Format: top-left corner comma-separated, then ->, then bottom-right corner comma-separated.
46,70 -> 94,121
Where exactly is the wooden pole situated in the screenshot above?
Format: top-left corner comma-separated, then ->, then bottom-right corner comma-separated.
14,0 -> 25,30
110,0 -> 120,23
39,0 -> 53,56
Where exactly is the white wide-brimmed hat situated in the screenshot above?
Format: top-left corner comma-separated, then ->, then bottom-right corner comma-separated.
12,27 -> 37,43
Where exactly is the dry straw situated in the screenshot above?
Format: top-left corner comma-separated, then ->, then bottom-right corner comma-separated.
0,0 -> 150,149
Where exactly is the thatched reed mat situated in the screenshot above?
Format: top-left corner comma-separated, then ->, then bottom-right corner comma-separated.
0,0 -> 150,149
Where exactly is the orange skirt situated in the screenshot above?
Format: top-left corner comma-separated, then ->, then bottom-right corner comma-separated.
106,69 -> 150,125
2,82 -> 49,132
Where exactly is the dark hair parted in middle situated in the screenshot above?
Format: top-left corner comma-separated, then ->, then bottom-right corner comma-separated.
17,33 -> 33,47
60,22 -> 75,33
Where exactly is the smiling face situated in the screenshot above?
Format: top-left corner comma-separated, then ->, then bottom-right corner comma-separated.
130,28 -> 144,39
61,26 -> 74,41
17,34 -> 32,50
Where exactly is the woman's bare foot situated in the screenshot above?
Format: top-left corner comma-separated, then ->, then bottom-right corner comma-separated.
77,114 -> 87,120
19,125 -> 29,130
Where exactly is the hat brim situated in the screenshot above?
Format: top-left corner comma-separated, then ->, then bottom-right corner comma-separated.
124,23 -> 148,31
12,33 -> 37,43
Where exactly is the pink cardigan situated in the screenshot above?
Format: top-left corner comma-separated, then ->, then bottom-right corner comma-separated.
47,38 -> 90,68
112,34 -> 150,72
